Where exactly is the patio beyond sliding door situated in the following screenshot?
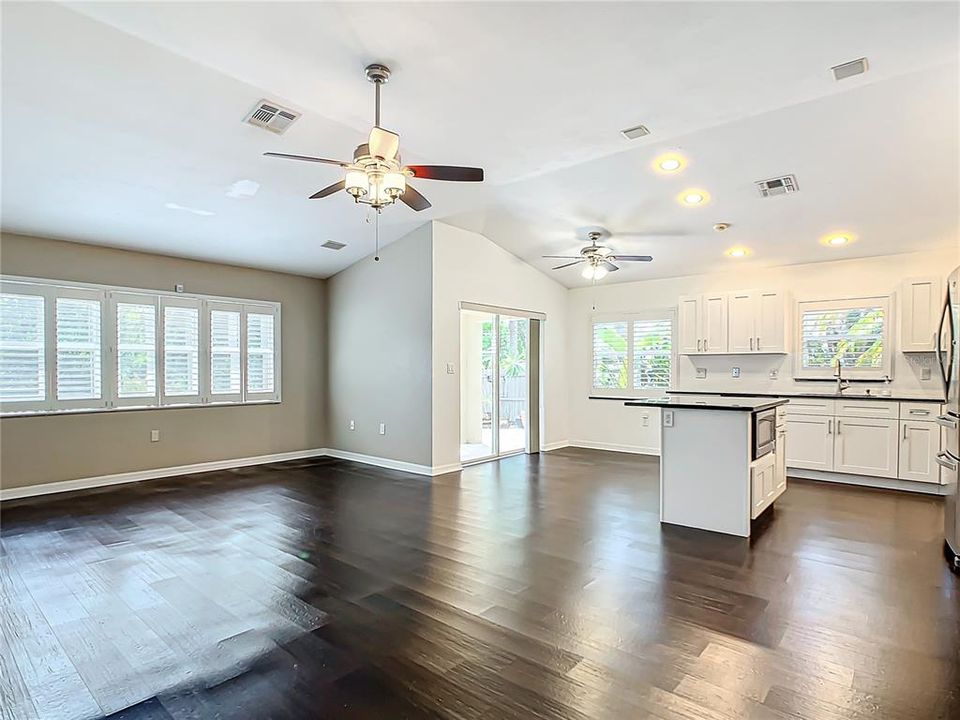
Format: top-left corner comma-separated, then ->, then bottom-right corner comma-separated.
459,309 -> 529,463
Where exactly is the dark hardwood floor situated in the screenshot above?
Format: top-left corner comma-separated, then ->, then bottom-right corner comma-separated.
1,448 -> 958,720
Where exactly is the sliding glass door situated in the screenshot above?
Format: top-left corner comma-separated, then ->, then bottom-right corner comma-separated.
460,310 -> 529,463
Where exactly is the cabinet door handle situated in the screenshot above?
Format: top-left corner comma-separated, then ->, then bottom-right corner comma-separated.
697,339 -> 702,352
902,424 -> 908,441
756,336 -> 761,350
827,419 -> 833,434
836,420 -> 841,434
750,337 -> 753,351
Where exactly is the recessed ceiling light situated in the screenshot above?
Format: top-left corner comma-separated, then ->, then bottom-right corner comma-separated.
726,247 -> 749,258
820,232 -> 856,247
653,153 -> 686,173
679,189 -> 709,206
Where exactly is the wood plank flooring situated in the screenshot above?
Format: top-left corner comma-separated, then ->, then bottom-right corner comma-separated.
1,448 -> 958,719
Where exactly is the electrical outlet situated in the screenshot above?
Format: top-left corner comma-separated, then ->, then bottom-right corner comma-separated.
349,420 -> 355,431
663,410 -> 674,428
150,429 -> 160,442
174,283 -> 184,293
695,368 -> 707,379
921,367 -> 931,381
769,368 -> 779,380
378,423 -> 386,435
731,367 -> 741,378
642,414 -> 649,427
446,362 -> 455,375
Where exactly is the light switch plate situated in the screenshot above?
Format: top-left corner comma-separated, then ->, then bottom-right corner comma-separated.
349,420 -> 355,431
446,362 -> 455,374
696,368 -> 707,379
731,367 -> 741,378
150,429 -> 160,442
921,367 -> 931,380
378,423 -> 386,435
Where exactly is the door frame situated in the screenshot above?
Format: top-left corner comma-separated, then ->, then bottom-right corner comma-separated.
459,302 -> 544,465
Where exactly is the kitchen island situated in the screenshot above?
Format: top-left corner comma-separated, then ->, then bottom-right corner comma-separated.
625,396 -> 790,537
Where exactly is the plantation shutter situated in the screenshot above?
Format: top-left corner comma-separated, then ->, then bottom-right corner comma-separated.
592,320 -> 628,391
162,300 -> 202,402
632,318 -> 672,390
115,294 -> 158,403
245,305 -> 278,399
209,304 -> 242,401
797,298 -> 888,377
55,290 -> 105,407
0,288 -> 46,407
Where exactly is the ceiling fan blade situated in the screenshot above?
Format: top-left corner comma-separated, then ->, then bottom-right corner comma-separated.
263,152 -> 348,166
552,260 -> 583,270
309,180 -> 345,199
369,127 -> 400,161
400,183 -> 431,211
609,255 -> 653,262
406,165 -> 484,182
541,255 -> 582,259
601,261 -> 620,272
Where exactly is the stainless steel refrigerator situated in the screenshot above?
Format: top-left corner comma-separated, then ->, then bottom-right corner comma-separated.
936,267 -> 960,573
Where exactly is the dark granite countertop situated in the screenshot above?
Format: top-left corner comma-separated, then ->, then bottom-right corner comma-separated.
623,396 -> 789,412
667,390 -> 944,403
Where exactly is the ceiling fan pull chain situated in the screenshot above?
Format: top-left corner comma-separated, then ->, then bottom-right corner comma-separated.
374,211 -> 381,262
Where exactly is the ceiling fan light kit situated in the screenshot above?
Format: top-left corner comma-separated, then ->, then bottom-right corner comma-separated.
543,229 -> 653,282
265,63 -> 484,215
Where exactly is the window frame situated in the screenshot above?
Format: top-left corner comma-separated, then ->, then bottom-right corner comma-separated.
208,301 -> 244,404
111,291 -> 160,408
794,296 -> 892,380
0,275 -> 281,417
590,309 -> 676,398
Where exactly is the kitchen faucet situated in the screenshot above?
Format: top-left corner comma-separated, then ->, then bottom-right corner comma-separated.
834,359 -> 850,394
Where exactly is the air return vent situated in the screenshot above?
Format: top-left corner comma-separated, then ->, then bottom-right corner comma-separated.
620,124 -> 651,140
244,100 -> 300,134
832,57 -> 868,81
321,240 -> 346,251
755,174 -> 798,198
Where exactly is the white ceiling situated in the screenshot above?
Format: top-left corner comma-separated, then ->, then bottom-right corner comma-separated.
2,2 -> 958,285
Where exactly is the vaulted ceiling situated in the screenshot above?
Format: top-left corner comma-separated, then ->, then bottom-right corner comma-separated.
2,2 -> 957,286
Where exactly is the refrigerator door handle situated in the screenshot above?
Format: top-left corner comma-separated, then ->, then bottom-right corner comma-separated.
937,290 -> 954,401
935,452 -> 958,471
936,414 -> 959,430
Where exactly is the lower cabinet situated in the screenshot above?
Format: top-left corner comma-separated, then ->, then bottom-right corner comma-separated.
751,453 -> 776,519
899,420 -> 941,483
833,417 -> 899,478
785,415 -> 834,470
775,426 -> 787,493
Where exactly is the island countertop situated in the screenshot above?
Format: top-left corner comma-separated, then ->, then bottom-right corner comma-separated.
623,396 -> 789,412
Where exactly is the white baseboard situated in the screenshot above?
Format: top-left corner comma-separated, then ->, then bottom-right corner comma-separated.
568,440 -> 660,456
0,448 -> 328,501
788,468 -> 947,496
542,440 -> 570,452
323,448 -> 457,477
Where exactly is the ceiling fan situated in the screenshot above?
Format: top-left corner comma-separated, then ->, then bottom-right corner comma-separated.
264,63 -> 484,213
544,229 -> 652,280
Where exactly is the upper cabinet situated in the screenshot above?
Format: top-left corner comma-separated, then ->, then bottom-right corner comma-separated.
900,277 -> 942,352
679,290 -> 788,355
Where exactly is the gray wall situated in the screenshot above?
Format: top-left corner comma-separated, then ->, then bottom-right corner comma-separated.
326,224 -> 433,466
0,233 -> 327,490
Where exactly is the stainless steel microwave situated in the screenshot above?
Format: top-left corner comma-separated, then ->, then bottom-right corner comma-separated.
753,408 -> 777,460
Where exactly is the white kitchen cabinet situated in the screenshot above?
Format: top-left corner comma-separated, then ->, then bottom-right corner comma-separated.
775,426 -> 788,494
702,293 -> 728,353
833,417 -> 899,478
785,415 -> 834,470
677,295 -> 701,354
751,453 -> 776,519
756,290 -> 788,353
900,277 -> 942,352
898,420 -> 941,483
728,291 -> 755,353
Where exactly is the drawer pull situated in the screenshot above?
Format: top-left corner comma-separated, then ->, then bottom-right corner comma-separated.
908,409 -> 930,415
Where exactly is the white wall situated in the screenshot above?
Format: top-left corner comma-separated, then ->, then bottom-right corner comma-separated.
567,247 -> 959,454
432,222 -> 569,469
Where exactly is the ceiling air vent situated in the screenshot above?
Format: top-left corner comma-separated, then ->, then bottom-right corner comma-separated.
244,100 -> 300,134
321,240 -> 346,251
755,174 -> 798,198
832,57 -> 868,81
620,124 -> 651,140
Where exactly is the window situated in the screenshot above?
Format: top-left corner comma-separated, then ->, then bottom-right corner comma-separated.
115,298 -> 157,401
245,307 -> 278,399
591,312 -> 674,396
796,297 -> 890,379
0,292 -> 45,404
0,276 -> 281,415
